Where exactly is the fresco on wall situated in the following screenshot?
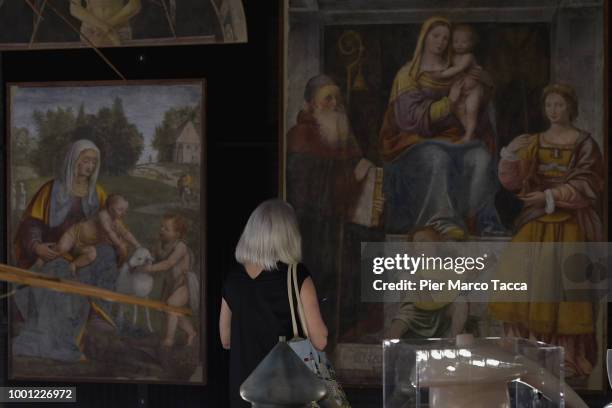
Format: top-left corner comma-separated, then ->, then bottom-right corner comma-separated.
283,0 -> 606,391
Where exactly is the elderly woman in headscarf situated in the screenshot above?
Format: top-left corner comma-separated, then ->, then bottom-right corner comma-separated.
12,139 -> 118,362
379,16 -> 503,240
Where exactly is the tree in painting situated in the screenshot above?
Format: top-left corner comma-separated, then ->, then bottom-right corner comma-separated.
8,82 -> 205,384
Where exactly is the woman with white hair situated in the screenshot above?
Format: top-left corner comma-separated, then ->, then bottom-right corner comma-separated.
220,199 -> 328,408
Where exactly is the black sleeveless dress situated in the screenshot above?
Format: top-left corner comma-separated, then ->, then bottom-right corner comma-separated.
222,262 -> 311,408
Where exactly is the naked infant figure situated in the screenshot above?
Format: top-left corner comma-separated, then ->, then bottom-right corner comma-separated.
35,193 -> 141,274
432,24 -> 485,143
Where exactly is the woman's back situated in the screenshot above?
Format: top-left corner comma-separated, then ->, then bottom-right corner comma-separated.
223,262 -> 310,408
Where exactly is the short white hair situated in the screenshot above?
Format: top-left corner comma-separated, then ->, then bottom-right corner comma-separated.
235,199 -> 302,270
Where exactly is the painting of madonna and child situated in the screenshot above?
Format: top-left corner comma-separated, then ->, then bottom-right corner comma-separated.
284,1 -> 606,390
6,80 -> 205,383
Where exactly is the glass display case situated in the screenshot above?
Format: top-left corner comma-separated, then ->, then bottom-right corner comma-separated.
383,335 -> 574,408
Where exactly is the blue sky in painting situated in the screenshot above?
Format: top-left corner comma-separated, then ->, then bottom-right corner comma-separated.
10,84 -> 202,163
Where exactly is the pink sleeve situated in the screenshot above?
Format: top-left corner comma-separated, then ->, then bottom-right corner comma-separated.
498,158 -> 525,192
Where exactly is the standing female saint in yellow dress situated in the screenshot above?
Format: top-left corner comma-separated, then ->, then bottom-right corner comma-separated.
489,83 -> 604,378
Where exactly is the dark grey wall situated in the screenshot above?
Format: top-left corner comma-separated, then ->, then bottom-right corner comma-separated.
553,5 -> 605,146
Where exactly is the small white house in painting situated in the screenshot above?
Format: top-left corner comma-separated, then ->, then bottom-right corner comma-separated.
173,121 -> 201,164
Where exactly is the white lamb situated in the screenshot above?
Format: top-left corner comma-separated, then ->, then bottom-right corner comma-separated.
116,247 -> 155,332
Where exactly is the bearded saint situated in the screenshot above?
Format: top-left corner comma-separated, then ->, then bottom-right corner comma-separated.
286,74 -> 374,339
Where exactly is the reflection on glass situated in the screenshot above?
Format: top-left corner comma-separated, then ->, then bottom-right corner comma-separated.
383,336 -> 588,408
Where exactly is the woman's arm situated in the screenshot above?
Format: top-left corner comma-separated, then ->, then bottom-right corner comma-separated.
219,298 -> 232,350
498,158 -> 526,192
549,184 -> 589,209
300,277 -> 328,351
498,134 -> 534,191
553,137 -> 604,209
429,79 -> 465,124
19,219 -> 59,263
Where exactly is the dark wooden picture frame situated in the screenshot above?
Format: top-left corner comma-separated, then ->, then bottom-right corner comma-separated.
5,79 -> 207,385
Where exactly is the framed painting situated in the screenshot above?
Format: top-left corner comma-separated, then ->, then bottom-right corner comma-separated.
0,0 -> 247,50
281,0 -> 608,391
6,79 -> 207,384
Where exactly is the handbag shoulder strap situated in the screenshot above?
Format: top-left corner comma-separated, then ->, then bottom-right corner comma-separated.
291,263 -> 310,338
287,264 -> 299,338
